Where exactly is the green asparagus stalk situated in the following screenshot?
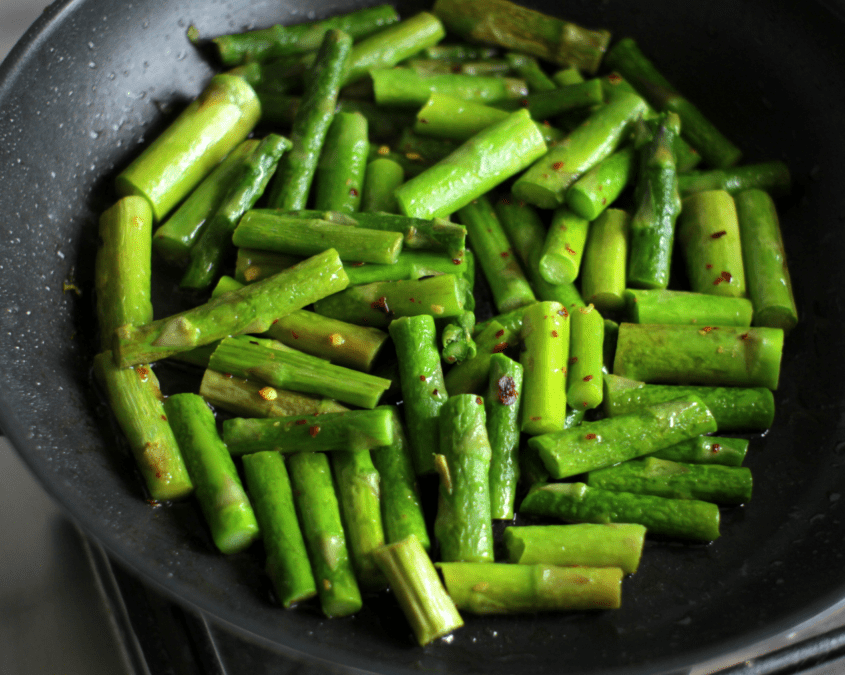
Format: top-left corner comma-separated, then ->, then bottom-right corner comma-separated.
397,128 -> 459,163
232,211 -> 403,265
538,207 -> 590,285
95,196 -> 154,348
603,318 -> 619,373
603,373 -> 775,432
494,80 -> 604,120
627,113 -> 682,290
580,209 -> 629,314
441,311 -> 477,366
362,158 -> 405,213
371,68 -> 528,107
241,451 -> 317,607
504,52 -> 556,92
519,407 -> 584,488
312,274 -> 468,328
371,408 -> 431,550
434,394 -> 495,562
181,134 -> 291,291
503,523 -> 646,574
208,335 -> 391,409
211,5 -> 399,65
437,562 -> 623,613
372,535 -> 464,645
520,301 -> 570,435
93,353 -> 193,501
735,189 -> 798,332
342,12 -> 446,85
613,323 -> 784,389
520,481 -> 721,541
116,73 -> 261,221
566,146 -> 637,221
625,289 -> 753,327
397,109 -> 547,220
529,396 -> 717,479
444,320 -> 519,395
567,304 -> 604,410
163,393 -> 259,554
485,354 -> 523,519
512,92 -> 648,209
199,369 -> 348,418
588,456 -> 753,504
388,315 -> 449,475
287,451 -> 362,617
458,195 -> 535,313
404,58 -> 512,77
653,435 -> 749,466
235,248 -> 300,283
678,161 -> 791,198
114,248 -> 349,367
266,29 -> 352,210
424,44 -> 498,60
433,0 -> 611,73
152,140 -> 258,265
604,38 -> 742,168
222,409 -> 394,456
313,112 -> 369,213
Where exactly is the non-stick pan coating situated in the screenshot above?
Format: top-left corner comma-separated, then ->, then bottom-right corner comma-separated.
2,0 -> 845,673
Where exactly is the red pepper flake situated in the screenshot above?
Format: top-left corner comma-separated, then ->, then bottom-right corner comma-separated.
569,356 -> 579,364
543,119 -> 551,127
713,276 -> 723,285
520,98 -> 529,107
309,425 -> 321,437
551,330 -> 559,338
518,200 -> 525,207
409,297 -> 415,303
452,258 -> 462,265
711,443 -> 722,453
711,230 -> 727,239
349,261 -> 366,267
721,270 -> 732,282
136,366 -> 150,380
349,187 -> 359,197
419,117 -> 429,124
500,251 -> 510,258
531,416 -> 542,421
705,263 -> 713,269
161,415 -> 167,421
271,318 -> 279,325
476,396 -> 483,405
493,341 -> 509,353
583,375 -> 594,382
495,329 -> 505,338
296,419 -> 308,425
500,196 -> 511,205
585,433 -> 597,440
582,401 -> 589,407
739,332 -> 750,340
432,388 -> 439,396
608,73 -> 622,85
601,197 -> 607,205
146,499 -> 161,508
223,373 -> 233,379
497,376 -> 518,405
451,64 -> 462,73
371,296 -> 390,314
558,307 -> 569,318
701,326 -> 714,334
419,375 -> 427,381
291,330 -> 300,339
552,161 -> 565,171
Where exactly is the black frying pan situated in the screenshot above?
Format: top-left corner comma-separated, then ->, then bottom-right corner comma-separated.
2,0 -> 845,672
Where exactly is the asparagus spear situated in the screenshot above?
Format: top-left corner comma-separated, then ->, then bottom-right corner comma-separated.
361,158 -> 404,213
444,320 -> 519,395
242,451 -> 317,607
625,289 -> 754,327
93,353 -> 193,502
678,161 -> 791,198
603,373 -> 775,432
520,301 -> 570,435
580,209 -> 629,314
371,408 -> 431,550
567,304 -> 604,410
151,140 -> 258,266
287,451 -> 362,617
432,0 -> 611,73
424,44 -> 498,60
222,410 -> 394,455
735,189 -> 799,332
520,481 -> 721,541
211,5 -> 399,65
653,435 -> 749,466
566,146 -> 637,221
388,315 -> 449,476
115,73 -> 261,221
504,52 -> 556,92
332,450 -> 388,591
613,323 -> 784,390
519,407 -> 585,488
163,394 -> 259,554
458,195 -> 535,313
371,68 -> 528,107
180,134 -> 292,291
485,354 -> 523,519
235,248 -> 299,283
266,29 -> 352,210
503,524 -> 646,574
529,396 -> 717,479
587,456 -> 753,505
314,112 -> 369,213
208,335 -> 391,409
232,211 -> 404,265
95,196 -> 154,347
372,535 -> 464,646
538,207 -> 590,286
199,369 -> 348,418
512,92 -> 648,209
434,394 -> 495,563
395,109 -> 547,219
113,248 -> 349,367
437,563 -> 623,613
493,80 -> 604,119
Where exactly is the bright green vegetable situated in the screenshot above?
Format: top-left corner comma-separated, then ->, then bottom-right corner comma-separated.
485,353 -> 523,519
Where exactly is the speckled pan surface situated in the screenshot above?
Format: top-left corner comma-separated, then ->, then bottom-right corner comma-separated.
2,0 -> 845,672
